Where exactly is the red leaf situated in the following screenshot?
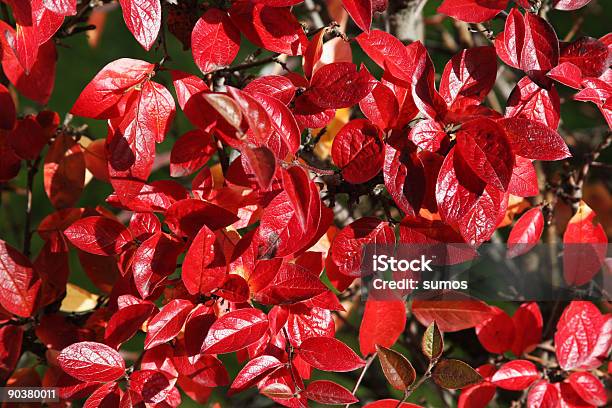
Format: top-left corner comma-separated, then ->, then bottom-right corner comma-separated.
458,381 -> 496,408
554,301 -> 612,370
305,62 -> 373,109
360,81 -> 399,130
182,225 -> 226,295
132,232 -> 183,298
342,0 -> 372,32
256,262 -> 328,305
299,337 -> 365,372
506,76 -> 560,129
547,62 -> 584,89
43,133 -> 86,209
144,299 -> 193,350
412,293 -> 492,332
439,46 -> 497,110
508,156 -> 539,197
511,302 -> 543,356
281,166 -> 311,232
251,91 -> 301,156
0,84 -> 16,130
520,13 -> 559,85
129,370 -> 172,403
409,41 -> 447,120
71,58 -> 154,119
437,0 -> 508,23
359,300 -> 406,356
105,302 -> 155,348
84,382 -> 121,408
407,119 -> 447,153
456,118 -> 514,190
0,325 -> 23,381
567,371 -> 606,406
363,400 -> 423,408
118,0 -> 161,50
58,342 -> 125,382
527,380 -> 560,408
499,117 -> 570,160
10,116 -> 48,160
43,0 -> 77,15
242,146 -> 277,190
383,136 -> 425,216
243,75 -> 296,105
475,306 -> 515,354
552,0 -> 592,10
164,198 -> 239,237
0,24 -> 57,104
507,207 -> 544,258
562,201 -> 607,286
331,217 -> 395,276
287,306 -> 335,347
191,8 -> 240,74
201,308 -> 269,354
229,1 -> 306,56
64,216 -> 132,256
495,8 -> 525,69
332,119 -> 384,184
229,355 -> 283,395
356,30 -> 412,83
305,380 -> 359,404
491,360 -> 540,391
560,37 -> 609,78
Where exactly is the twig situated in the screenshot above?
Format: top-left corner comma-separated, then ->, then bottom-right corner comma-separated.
346,354 -> 376,408
397,359 -> 437,407
23,156 -> 42,258
215,55 -> 281,74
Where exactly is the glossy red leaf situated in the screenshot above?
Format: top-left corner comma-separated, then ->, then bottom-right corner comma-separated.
228,1 -> 306,56
243,75 -> 296,105
439,46 -> 497,110
287,306 -> 335,347
105,302 -> 155,348
201,308 -> 269,354
458,381 -> 496,408
507,207 -> 544,258
43,0 -> 77,15
118,0 -> 161,50
229,355 -> 284,394
407,119 -> 447,153
132,232 -> 183,298
527,380 -> 560,408
191,8 -> 240,74
521,13 -> 559,84
437,0 -> 508,23
359,300 -> 406,356
363,400 -> 424,408
331,217 -> 395,277
129,370 -> 172,403
71,58 -> 154,119
499,117 -> 570,160
299,337 -> 365,372
383,137 -> 425,216
506,76 -> 560,130
332,119 -> 384,184
10,116 -> 48,160
64,216 -> 132,256
508,156 -> 539,197
510,302 -> 543,357
552,0 -> 592,10
563,201 -> 607,286
252,91 -> 301,156
169,130 -> 215,178
567,371 -> 606,406
360,81 -> 399,129
409,41 -> 447,120
412,294 -> 492,332
281,166 -> 311,232
83,382 -> 121,408
305,63 -> 373,110
58,342 -> 125,382
342,0 -> 372,32
356,30 -> 412,83
256,262 -> 328,305
305,380 -> 359,404
554,301 -> 612,370
182,225 -> 226,295
560,37 -> 609,79
164,198 -> 239,237
456,118 -> 514,190
144,299 -> 193,350
242,146 -> 277,190
491,360 -> 539,390
476,306 -> 515,354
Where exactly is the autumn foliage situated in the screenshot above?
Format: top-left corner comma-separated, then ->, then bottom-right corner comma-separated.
0,0 -> 610,407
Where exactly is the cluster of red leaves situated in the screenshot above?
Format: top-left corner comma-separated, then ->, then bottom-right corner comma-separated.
0,0 -> 611,407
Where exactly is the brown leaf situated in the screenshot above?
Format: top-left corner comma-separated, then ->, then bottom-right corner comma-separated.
422,321 -> 444,360
432,359 -> 482,390
376,345 -> 416,391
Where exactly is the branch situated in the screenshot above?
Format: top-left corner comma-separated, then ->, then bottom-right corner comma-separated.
346,354 -> 376,408
23,156 -> 42,258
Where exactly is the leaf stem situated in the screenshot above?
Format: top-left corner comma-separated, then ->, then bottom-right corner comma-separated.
346,354 -> 375,408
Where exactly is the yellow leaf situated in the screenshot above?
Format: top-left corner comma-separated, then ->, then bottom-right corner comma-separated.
314,108 -> 350,160
60,283 -> 99,312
